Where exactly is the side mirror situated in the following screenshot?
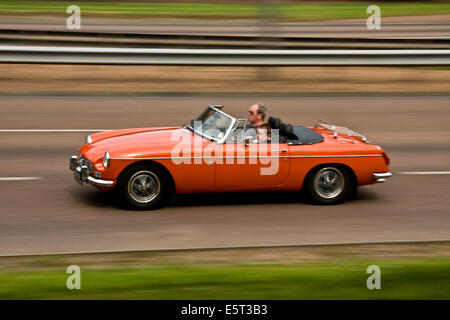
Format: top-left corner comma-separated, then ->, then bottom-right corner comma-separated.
243,137 -> 251,147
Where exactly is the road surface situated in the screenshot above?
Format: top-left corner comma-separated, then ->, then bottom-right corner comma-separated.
0,95 -> 448,255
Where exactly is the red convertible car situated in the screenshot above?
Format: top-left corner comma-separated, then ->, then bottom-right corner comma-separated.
69,105 -> 391,209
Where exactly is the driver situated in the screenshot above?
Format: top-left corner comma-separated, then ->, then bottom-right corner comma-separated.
245,103 -> 267,139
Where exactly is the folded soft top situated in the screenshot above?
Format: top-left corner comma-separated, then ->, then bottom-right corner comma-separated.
287,126 -> 324,145
268,116 -> 324,145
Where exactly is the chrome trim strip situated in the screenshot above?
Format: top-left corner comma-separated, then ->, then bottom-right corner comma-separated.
284,155 -> 382,158
111,154 -> 383,161
87,176 -> 114,187
373,172 -> 392,183
374,172 -> 392,178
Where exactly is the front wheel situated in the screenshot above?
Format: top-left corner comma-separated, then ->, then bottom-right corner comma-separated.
117,164 -> 167,210
304,166 -> 350,205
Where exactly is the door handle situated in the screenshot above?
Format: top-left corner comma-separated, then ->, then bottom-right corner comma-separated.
274,149 -> 288,153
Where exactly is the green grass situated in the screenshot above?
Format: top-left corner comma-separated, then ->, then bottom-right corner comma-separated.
284,3 -> 450,21
1,258 -> 449,299
0,1 -> 449,20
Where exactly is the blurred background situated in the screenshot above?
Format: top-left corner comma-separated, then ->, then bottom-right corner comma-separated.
0,0 -> 449,299
1,0 -> 450,93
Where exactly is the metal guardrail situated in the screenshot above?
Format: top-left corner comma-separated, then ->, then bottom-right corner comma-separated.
0,45 -> 449,65
1,29 -> 449,49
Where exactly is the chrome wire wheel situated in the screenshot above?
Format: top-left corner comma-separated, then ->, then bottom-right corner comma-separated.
127,170 -> 161,204
313,167 -> 345,200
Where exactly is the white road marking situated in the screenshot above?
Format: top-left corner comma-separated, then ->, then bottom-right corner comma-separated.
398,171 -> 450,175
0,129 -> 109,132
0,177 -> 43,181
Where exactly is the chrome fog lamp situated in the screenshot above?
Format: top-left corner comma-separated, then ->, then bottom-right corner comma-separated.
81,165 -> 89,182
85,135 -> 92,144
69,155 -> 78,170
103,152 -> 110,168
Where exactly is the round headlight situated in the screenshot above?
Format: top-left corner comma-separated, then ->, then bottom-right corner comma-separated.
103,152 -> 110,168
85,135 -> 92,144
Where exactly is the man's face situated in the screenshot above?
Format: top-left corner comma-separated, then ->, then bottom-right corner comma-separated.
247,104 -> 260,124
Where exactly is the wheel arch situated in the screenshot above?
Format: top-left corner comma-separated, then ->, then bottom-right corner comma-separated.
116,160 -> 176,196
301,162 -> 357,193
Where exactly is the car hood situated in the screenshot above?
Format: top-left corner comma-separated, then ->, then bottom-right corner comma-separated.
79,126 -> 191,162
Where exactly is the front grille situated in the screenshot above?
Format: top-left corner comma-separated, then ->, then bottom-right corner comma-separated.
80,155 -> 94,174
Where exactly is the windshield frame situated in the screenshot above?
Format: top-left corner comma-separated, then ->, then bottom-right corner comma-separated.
187,105 -> 236,144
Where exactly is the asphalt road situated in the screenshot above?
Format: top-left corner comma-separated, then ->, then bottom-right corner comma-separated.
0,95 -> 449,255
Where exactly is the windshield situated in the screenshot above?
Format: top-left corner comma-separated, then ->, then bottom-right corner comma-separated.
188,106 -> 235,142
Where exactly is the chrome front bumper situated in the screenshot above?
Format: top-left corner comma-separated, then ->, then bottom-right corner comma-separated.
69,155 -> 114,188
373,172 -> 392,183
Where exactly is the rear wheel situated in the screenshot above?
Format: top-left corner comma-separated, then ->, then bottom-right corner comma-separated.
117,163 -> 167,210
305,166 -> 350,204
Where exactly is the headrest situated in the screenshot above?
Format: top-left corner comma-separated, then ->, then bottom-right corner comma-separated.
268,116 -> 281,129
279,122 -> 294,137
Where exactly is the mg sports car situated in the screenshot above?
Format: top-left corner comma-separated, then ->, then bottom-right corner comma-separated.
69,105 -> 391,209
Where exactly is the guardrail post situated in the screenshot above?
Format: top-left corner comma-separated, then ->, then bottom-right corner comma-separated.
257,0 -> 284,81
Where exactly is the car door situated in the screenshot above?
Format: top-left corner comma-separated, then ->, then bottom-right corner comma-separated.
214,132 -> 291,189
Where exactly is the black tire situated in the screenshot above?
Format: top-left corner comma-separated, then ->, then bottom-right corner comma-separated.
117,163 -> 167,210
304,165 -> 351,205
